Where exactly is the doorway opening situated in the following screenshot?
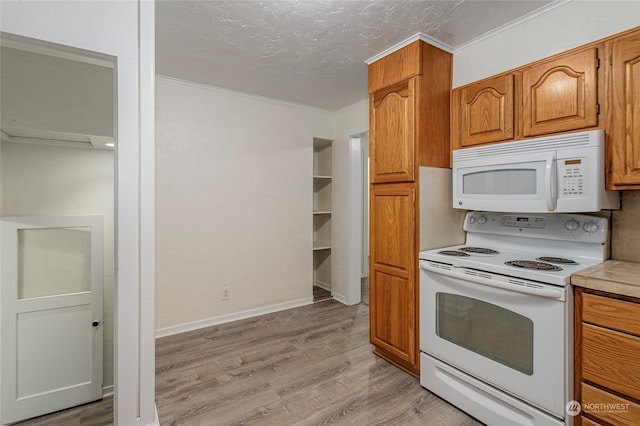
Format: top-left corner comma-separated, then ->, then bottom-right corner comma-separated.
347,132 -> 370,306
0,33 -> 115,424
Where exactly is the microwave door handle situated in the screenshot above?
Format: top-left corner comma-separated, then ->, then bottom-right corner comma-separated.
545,153 -> 557,211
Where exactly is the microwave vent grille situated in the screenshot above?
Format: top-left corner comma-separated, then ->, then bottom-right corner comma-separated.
454,130 -> 602,161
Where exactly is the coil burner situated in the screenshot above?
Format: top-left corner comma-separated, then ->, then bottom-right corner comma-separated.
505,260 -> 562,271
438,250 -> 470,257
536,256 -> 578,265
459,247 -> 500,255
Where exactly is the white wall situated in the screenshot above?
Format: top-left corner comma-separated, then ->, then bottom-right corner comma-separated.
0,1 -> 137,52
453,1 -> 640,88
0,142 -> 115,390
155,77 -> 333,334
331,99 -> 369,303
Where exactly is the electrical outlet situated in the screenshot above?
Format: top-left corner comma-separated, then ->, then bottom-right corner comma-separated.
222,287 -> 230,301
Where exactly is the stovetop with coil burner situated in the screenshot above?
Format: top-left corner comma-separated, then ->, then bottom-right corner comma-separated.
420,212 -> 609,287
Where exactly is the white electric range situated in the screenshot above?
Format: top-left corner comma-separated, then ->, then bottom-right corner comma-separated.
419,211 -> 609,426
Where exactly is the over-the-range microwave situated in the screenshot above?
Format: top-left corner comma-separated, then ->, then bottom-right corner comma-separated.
453,130 -> 620,213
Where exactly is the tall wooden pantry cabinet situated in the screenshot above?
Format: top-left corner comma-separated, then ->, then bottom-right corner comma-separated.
368,40 -> 452,376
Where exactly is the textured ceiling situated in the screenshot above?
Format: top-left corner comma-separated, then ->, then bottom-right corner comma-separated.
156,0 -> 557,111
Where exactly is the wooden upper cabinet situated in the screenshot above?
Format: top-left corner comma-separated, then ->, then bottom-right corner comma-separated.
522,48 -> 599,137
455,74 -> 515,148
368,41 -> 422,93
369,41 -> 451,170
608,30 -> 640,188
370,78 -> 415,183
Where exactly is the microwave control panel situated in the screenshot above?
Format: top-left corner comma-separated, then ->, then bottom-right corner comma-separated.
559,158 -> 586,197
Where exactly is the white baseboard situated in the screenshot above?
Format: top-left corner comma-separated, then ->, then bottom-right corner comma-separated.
139,404 -> 160,426
102,385 -> 114,398
155,297 -> 314,338
151,404 -> 160,426
331,292 -> 348,305
313,281 -> 331,291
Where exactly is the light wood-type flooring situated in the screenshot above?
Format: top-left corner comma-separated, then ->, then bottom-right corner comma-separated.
15,300 -> 481,426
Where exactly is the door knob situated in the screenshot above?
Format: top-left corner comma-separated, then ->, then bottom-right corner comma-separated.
92,320 -> 100,327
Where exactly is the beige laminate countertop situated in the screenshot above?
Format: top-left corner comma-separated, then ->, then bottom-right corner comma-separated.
571,260 -> 640,299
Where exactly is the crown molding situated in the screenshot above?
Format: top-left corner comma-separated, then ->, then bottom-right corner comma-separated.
364,32 -> 453,65
453,0 -> 570,52
364,0 -> 569,64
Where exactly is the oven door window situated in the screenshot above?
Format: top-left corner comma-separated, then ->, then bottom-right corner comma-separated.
436,292 -> 533,375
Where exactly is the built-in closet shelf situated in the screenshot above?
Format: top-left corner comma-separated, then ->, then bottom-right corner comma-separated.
313,137 -> 333,299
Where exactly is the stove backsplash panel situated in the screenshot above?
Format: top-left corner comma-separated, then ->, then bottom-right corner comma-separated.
612,191 -> 640,262
419,167 -> 467,251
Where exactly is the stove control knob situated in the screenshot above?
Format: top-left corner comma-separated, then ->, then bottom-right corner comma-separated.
582,221 -> 600,234
564,219 -> 580,231
468,216 -> 477,224
477,215 -> 487,225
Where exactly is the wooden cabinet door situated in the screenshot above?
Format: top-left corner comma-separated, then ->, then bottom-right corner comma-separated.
457,74 -> 515,148
370,79 -> 415,183
609,32 -> 640,188
369,183 -> 417,367
523,48 -> 599,136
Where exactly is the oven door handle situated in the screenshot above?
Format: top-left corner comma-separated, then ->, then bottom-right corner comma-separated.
420,261 -> 564,300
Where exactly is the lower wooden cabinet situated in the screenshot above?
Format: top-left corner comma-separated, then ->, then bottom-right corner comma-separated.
575,288 -> 640,425
580,382 -> 640,426
370,269 -> 416,365
369,183 -> 419,375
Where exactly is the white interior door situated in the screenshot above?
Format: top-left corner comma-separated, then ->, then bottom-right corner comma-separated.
1,216 -> 103,424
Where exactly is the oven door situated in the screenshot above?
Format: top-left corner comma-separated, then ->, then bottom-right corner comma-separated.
419,260 -> 568,418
